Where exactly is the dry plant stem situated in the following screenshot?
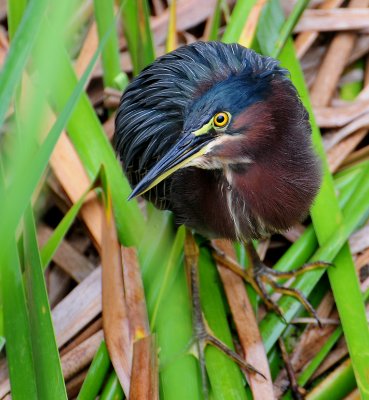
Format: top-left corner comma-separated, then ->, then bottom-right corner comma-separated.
327,129 -> 367,172
213,239 -> 274,400
121,247 -> 150,340
341,142 -> 369,168
274,293 -> 337,398
53,267 -> 101,348
323,112 -> 369,150
38,224 -> 95,282
121,247 -> 158,399
294,0 -> 344,58
295,8 -> 369,33
60,318 -> 102,357
309,0 -> 369,107
343,389 -> 361,400
150,0 -> 218,46
61,330 -> 104,381
314,98 -> 369,128
326,76 -> 369,171
129,336 -> 159,400
311,337 -> 348,380
101,198 -> 132,394
278,337 -> 306,400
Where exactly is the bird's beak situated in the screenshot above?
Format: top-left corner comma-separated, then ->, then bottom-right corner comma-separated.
128,124 -> 214,199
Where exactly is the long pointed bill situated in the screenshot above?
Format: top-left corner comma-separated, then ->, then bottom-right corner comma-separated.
128,131 -> 214,200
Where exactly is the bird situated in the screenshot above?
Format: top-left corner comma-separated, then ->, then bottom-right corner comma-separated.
114,41 -> 325,384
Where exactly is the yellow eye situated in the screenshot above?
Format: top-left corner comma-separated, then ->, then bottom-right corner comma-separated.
213,112 -> 229,128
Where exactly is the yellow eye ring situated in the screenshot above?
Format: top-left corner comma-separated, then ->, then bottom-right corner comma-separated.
213,112 -> 229,128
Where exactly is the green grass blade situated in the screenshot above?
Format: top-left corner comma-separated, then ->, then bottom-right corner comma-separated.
0,240 -> 38,399
137,0 -> 155,71
7,0 -> 27,40
77,341 -> 111,400
138,210 -> 202,400
150,226 -> 185,329
23,205 -> 67,399
222,0 -> 257,43
100,371 -> 124,400
121,0 -> 139,74
207,0 -> 222,41
155,262 -> 202,400
271,0 -> 310,58
0,26 -> 104,263
307,359 -> 356,400
0,0 -> 47,127
121,0 -> 155,75
93,0 -> 128,90
200,247 -> 249,400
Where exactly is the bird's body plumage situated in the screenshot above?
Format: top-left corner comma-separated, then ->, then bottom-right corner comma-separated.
115,42 -> 321,241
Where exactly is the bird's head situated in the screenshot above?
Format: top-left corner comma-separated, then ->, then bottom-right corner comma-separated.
115,42 -> 320,231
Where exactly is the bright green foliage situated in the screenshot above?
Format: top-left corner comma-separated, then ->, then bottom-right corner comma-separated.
23,206 -> 67,399
77,341 -> 111,400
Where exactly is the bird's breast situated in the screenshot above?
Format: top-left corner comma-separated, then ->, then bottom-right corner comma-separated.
169,166 -> 266,241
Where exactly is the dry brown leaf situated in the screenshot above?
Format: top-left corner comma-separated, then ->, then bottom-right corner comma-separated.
344,389 -> 361,400
294,0 -> 344,58
47,266 -> 72,308
349,224 -> 369,254
323,112 -> 369,150
129,336 -> 159,400
75,22 -> 99,77
38,224 -> 95,283
101,197 -> 132,395
311,336 -> 348,380
121,247 -> 150,341
314,99 -> 369,128
52,267 -> 101,347
309,0 -> 369,107
341,142 -> 369,168
151,0 -> 219,46
0,378 -> 9,399
327,128 -> 367,172
61,330 -> 103,381
295,8 -> 369,33
213,239 -> 275,400
348,34 -> 369,65
274,292 -> 337,398
60,318 -> 102,357
356,248 -> 369,269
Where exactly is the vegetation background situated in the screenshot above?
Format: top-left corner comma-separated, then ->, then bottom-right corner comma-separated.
1,0 -> 369,399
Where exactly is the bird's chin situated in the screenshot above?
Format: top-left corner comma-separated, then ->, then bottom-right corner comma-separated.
186,155 -> 224,170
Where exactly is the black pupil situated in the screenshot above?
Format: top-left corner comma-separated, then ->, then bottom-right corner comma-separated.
216,114 -> 225,124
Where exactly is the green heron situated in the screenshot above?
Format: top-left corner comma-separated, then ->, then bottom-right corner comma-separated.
115,41 -> 326,384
